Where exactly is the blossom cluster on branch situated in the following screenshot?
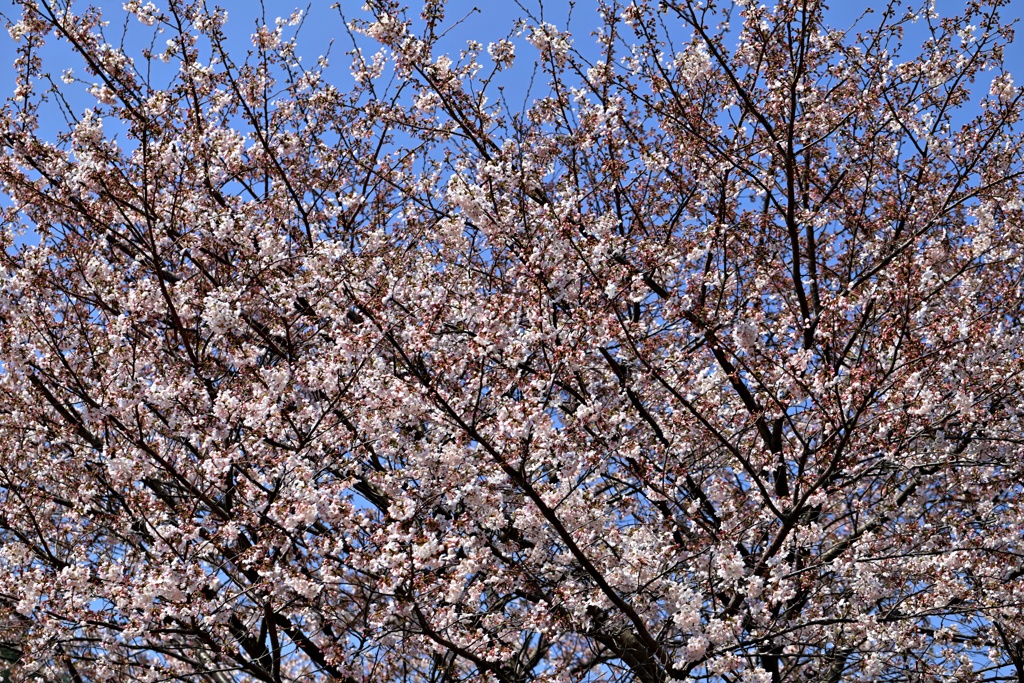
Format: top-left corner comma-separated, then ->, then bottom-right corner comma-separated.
1,0 -> 1023,681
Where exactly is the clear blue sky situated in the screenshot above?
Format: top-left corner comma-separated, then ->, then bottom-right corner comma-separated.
0,0 -> 1021,145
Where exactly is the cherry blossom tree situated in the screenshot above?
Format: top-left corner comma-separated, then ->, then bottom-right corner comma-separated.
1,0 -> 1023,680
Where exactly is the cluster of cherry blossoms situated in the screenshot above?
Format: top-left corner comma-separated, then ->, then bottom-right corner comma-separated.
1,0 -> 1023,681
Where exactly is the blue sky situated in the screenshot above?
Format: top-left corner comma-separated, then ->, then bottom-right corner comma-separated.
0,0 -> 1021,161
3,0 -> 1022,108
